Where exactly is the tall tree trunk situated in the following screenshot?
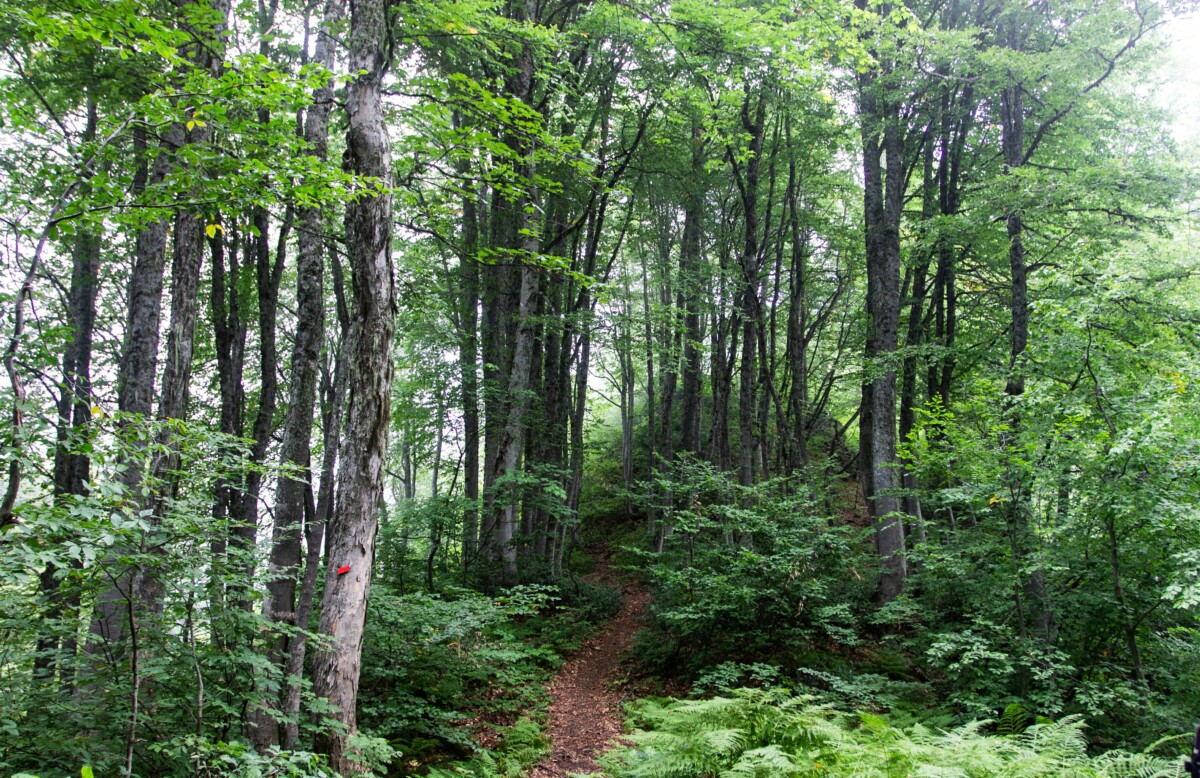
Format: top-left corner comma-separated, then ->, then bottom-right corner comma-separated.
250,0 -> 341,743
282,251 -> 350,750
87,120 -> 175,651
1000,18 -> 1051,641
679,124 -> 704,457
209,217 -> 247,647
39,94 -> 101,682
138,138 -> 218,611
858,72 -> 907,603
658,272 -> 678,466
493,260 -> 537,584
708,229 -> 736,471
898,130 -> 935,540
641,253 -> 657,530
141,5 -> 233,614
232,0 -> 287,626
480,203 -> 516,579
784,127 -> 810,474
533,269 -> 568,559
483,0 -> 539,586
519,287 -> 546,563
311,0 -> 394,763
566,322 -> 591,520
233,202 -> 289,614
928,83 -> 970,411
733,91 -> 766,492
95,0 -> 233,661
617,263 -> 636,515
456,111 -> 481,574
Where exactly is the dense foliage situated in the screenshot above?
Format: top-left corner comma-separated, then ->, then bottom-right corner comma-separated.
604,690 -> 1193,778
0,0 -> 1197,771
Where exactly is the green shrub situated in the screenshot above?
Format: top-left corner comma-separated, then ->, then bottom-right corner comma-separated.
425,717 -> 550,778
627,459 -> 873,677
358,586 -> 560,753
557,577 -> 622,623
163,738 -> 339,778
357,570 -> 622,768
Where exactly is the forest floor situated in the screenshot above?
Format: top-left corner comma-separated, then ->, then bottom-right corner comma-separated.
527,559 -> 649,777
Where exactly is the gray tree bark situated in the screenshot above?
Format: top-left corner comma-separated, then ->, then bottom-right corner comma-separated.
733,91 -> 766,493
88,120 -> 175,650
858,73 -> 907,603
310,0 -> 394,763
784,120 -> 810,474
679,124 -> 704,457
94,0 -> 233,643
456,113 -> 482,573
283,260 -> 350,750
249,0 -> 343,749
38,94 -> 101,682
1000,21 -> 1052,642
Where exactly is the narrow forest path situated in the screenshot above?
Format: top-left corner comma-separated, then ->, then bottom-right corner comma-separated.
528,565 -> 649,777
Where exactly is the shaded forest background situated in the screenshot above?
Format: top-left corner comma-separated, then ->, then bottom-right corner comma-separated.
1,0 -> 1200,773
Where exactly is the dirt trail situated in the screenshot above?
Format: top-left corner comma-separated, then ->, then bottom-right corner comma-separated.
528,572 -> 648,777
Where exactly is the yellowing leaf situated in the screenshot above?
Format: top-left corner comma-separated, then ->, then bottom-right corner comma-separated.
205,223 -> 225,238
186,120 -> 195,131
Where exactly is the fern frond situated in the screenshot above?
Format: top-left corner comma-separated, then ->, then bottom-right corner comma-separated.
606,691 -> 1185,778
998,704 -> 1030,738
699,727 -> 749,757
1091,751 -> 1183,778
719,745 -> 803,777
912,766 -> 971,778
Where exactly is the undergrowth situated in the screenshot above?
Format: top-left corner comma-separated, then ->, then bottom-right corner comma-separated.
357,578 -> 618,775
601,688 -> 1192,778
424,717 -> 550,778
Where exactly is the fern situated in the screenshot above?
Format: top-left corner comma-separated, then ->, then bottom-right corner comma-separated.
1091,751 -> 1184,778
719,745 -> 803,777
604,690 -> 1191,778
424,716 -> 549,778
997,704 -> 1030,737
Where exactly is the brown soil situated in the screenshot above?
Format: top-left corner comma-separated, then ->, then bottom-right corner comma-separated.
528,572 -> 648,777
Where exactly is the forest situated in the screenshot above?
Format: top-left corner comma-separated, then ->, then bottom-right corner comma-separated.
2,0 -> 1199,774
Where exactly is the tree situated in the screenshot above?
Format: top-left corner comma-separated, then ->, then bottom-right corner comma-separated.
855,0 -> 912,603
250,0 -> 344,750
309,0 -> 394,764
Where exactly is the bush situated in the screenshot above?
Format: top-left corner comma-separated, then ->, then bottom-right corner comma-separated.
358,586 -> 561,756
356,576 -> 620,764
0,415 -> 306,777
175,738 -> 340,778
425,717 -> 550,778
557,577 -> 622,623
627,459 -> 873,677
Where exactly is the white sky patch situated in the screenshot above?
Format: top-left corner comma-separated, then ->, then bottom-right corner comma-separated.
1159,14 -> 1200,147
